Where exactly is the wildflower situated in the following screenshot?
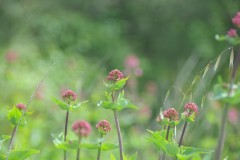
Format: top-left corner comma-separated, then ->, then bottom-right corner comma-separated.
16,103 -> 26,111
228,107 -> 238,125
96,120 -> 111,134
163,108 -> 179,121
72,120 -> 92,137
232,12 -> 240,28
184,102 -> 199,115
227,29 -> 237,37
125,55 -> 140,69
5,51 -> 18,63
107,69 -> 124,82
62,90 -> 77,102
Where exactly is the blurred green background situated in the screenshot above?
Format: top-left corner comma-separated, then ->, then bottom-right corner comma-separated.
1,0 -> 240,159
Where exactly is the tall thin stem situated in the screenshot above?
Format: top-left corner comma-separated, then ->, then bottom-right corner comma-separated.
178,121 -> 188,147
64,110 -> 70,160
112,91 -> 123,160
76,137 -> 82,160
7,125 -> 17,151
215,104 -> 228,160
162,125 -> 171,160
5,74 -> 46,160
97,133 -> 103,160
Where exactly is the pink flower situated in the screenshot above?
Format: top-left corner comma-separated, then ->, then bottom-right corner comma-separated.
107,69 -> 124,82
62,90 -> 77,102
184,102 -> 198,115
16,103 -> 26,111
228,107 -> 238,125
5,51 -> 18,63
125,55 -> 140,69
232,12 -> 240,27
227,29 -> 237,37
96,120 -> 111,134
72,120 -> 92,137
163,108 -> 179,121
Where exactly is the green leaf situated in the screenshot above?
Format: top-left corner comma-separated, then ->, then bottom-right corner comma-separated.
113,77 -> 129,90
146,130 -> 180,156
8,149 -> 39,160
0,135 -> 11,150
69,100 -> 89,111
7,107 -> 22,125
177,146 -> 213,159
181,113 -> 196,123
101,143 -> 118,151
97,101 -> 116,110
51,97 -> 69,110
212,83 -> 240,105
110,154 -> 117,160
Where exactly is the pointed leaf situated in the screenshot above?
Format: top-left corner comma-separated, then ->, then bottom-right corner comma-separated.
51,97 -> 69,110
8,149 -> 39,160
69,100 -> 89,111
7,107 -> 22,125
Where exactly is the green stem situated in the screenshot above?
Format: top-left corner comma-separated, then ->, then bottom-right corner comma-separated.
112,91 -> 123,160
97,133 -> 103,160
76,137 -> 82,160
64,110 -> 70,160
162,125 -> 171,160
215,104 -> 229,160
178,121 -> 188,147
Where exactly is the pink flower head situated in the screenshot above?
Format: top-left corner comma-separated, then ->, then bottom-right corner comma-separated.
125,55 -> 140,69
62,90 -> 77,102
227,29 -> 237,37
5,51 -> 18,63
107,69 -> 124,82
184,102 -> 199,115
228,107 -> 238,125
96,120 -> 111,134
72,120 -> 92,137
16,103 -> 26,111
163,108 -> 178,121
232,12 -> 240,28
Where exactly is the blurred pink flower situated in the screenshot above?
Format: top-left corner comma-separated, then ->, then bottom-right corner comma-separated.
146,81 -> 158,95
125,54 -> 140,69
232,12 -> 240,27
5,51 -> 18,63
16,103 -> 26,111
72,120 -> 92,137
228,108 -> 238,124
107,69 -> 124,82
227,29 -> 237,37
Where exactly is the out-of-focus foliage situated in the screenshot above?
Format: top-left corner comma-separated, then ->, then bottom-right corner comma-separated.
1,0 -> 240,159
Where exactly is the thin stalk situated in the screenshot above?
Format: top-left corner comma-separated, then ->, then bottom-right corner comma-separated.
162,125 -> 171,160
76,137 -> 82,160
178,121 -> 188,147
64,110 -> 70,160
5,73 -> 47,160
7,125 -> 17,151
112,91 -> 123,160
215,48 -> 240,160
215,104 -> 228,160
97,133 -> 103,160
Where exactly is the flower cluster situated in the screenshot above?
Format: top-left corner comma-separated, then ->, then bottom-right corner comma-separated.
72,120 -> 92,137
16,103 -> 26,111
96,120 -> 111,134
107,69 -> 124,82
62,90 -> 77,102
184,102 -> 199,116
163,108 -> 179,121
227,12 -> 240,37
